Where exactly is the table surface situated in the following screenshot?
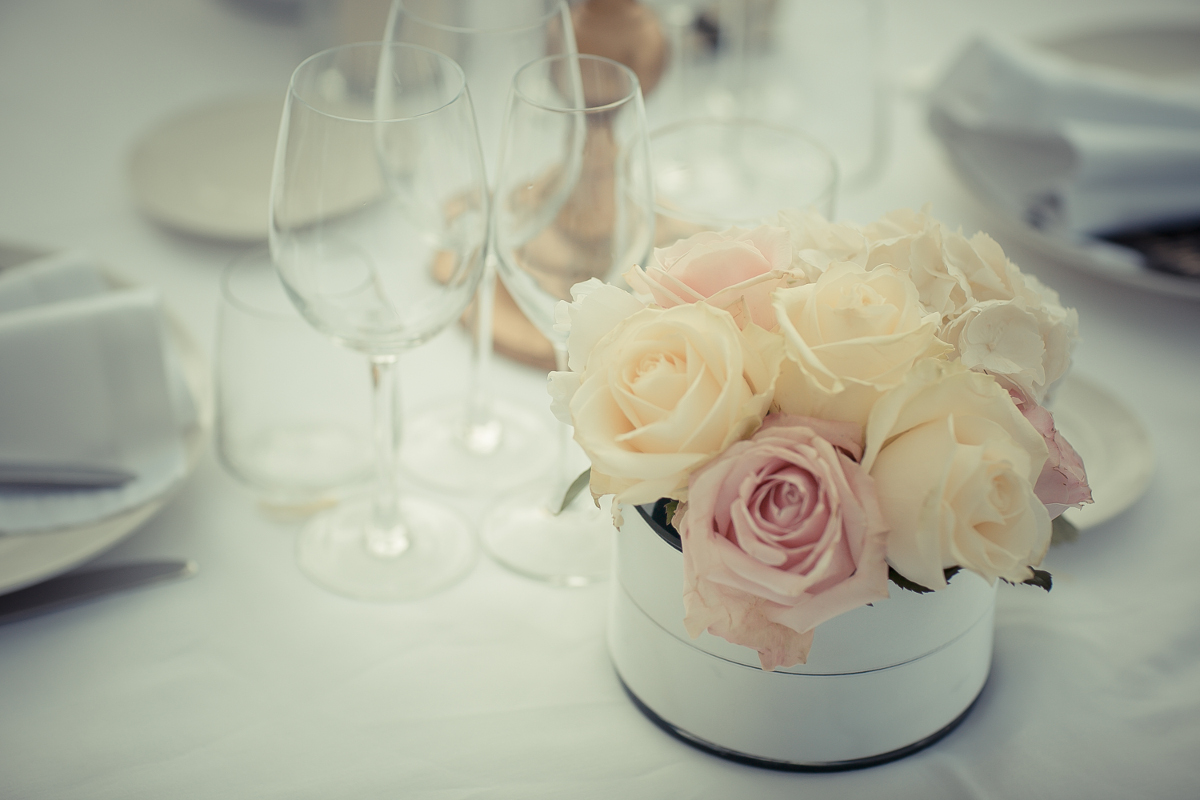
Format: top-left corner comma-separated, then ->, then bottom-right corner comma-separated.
2,1 -> 1199,798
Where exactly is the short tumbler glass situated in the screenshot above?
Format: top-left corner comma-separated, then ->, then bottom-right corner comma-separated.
216,247 -> 375,514
649,117 -> 838,247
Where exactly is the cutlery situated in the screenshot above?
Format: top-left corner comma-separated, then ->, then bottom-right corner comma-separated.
0,559 -> 197,625
0,460 -> 136,489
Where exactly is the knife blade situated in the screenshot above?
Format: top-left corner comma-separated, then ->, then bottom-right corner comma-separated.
0,560 -> 198,625
0,461 -> 136,488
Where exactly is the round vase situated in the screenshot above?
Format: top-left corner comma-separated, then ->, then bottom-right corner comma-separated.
608,504 -> 997,771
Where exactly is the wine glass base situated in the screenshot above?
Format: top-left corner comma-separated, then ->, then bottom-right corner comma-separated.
399,399 -> 556,494
481,491 -> 613,587
296,494 -> 476,601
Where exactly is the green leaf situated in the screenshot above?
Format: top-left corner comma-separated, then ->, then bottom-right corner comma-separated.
1051,515 -> 1080,546
650,498 -> 679,535
555,468 -> 591,515
663,499 -> 679,529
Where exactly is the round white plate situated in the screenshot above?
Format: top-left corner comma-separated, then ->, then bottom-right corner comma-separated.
950,164 -> 1200,303
128,94 -> 283,242
0,249 -> 213,594
1053,373 -> 1154,529
941,23 -> 1200,302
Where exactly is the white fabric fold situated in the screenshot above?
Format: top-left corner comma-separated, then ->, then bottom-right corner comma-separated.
0,254 -> 190,534
928,34 -> 1200,236
0,249 -> 110,312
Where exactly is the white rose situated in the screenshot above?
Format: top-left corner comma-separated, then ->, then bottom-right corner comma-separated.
862,359 -> 1051,589
551,279 -> 646,377
550,299 -> 783,506
773,208 -> 870,281
771,261 -> 951,427
942,229 -> 1027,304
863,206 -> 1044,321
862,207 -> 972,319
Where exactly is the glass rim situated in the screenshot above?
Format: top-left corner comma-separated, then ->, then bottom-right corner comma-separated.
513,53 -> 641,114
286,41 -> 469,125
394,0 -> 568,36
648,117 -> 840,227
650,116 -> 840,175
221,247 -> 295,321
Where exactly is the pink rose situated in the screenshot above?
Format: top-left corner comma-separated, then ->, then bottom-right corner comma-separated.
624,225 -> 795,329
1010,388 -> 1093,518
678,414 -> 890,671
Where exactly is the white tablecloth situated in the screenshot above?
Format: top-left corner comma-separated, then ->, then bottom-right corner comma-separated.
1,1 -> 1199,797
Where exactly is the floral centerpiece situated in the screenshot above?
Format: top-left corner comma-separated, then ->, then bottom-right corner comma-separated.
550,206 -> 1092,672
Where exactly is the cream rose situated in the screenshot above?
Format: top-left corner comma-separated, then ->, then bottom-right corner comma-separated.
550,296 -> 783,506
862,360 -> 1051,589
771,261 -> 951,427
861,206 -> 972,319
551,279 -> 647,376
863,206 -> 1045,319
624,226 -> 798,330
773,208 -> 870,281
680,414 -> 890,671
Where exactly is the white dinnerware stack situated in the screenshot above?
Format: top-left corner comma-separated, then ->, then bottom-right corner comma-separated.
0,251 -> 195,535
929,31 -> 1200,240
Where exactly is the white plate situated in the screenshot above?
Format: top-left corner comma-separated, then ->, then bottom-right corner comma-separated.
1053,373 -> 1154,529
127,94 -> 283,242
0,247 -> 213,594
947,161 -> 1200,303
940,23 -> 1200,302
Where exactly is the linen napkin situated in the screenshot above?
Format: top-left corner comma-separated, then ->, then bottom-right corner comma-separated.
0,249 -> 110,312
928,33 -> 1200,237
0,253 -> 191,534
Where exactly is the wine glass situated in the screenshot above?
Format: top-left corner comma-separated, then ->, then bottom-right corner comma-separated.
384,0 -> 576,494
483,54 -> 655,585
643,0 -> 886,191
269,42 -> 489,601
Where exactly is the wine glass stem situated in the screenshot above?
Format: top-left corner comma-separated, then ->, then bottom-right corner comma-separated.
367,355 -> 409,557
462,254 -> 502,454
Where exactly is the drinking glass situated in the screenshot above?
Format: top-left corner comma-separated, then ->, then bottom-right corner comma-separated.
645,0 -> 885,191
484,54 -> 655,585
384,0 -> 576,493
650,117 -> 838,247
215,247 -> 374,515
270,42 -> 489,600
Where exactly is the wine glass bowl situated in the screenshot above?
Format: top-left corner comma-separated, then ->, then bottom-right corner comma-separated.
483,53 -> 655,585
494,54 -> 655,341
270,42 -> 489,601
273,45 -> 486,354
384,0 -> 578,494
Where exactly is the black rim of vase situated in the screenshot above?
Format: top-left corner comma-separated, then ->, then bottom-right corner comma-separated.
616,672 -> 985,772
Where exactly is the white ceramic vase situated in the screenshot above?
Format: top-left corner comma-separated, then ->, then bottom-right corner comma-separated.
608,504 -> 997,770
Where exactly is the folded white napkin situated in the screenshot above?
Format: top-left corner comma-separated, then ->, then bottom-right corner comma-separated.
0,250 -> 110,312
0,252 -> 190,534
928,34 -> 1200,237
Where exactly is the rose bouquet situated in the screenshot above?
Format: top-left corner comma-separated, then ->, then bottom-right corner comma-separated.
550,206 -> 1093,671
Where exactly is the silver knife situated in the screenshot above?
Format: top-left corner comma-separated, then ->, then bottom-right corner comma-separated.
0,461 -> 136,489
0,560 -> 198,624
